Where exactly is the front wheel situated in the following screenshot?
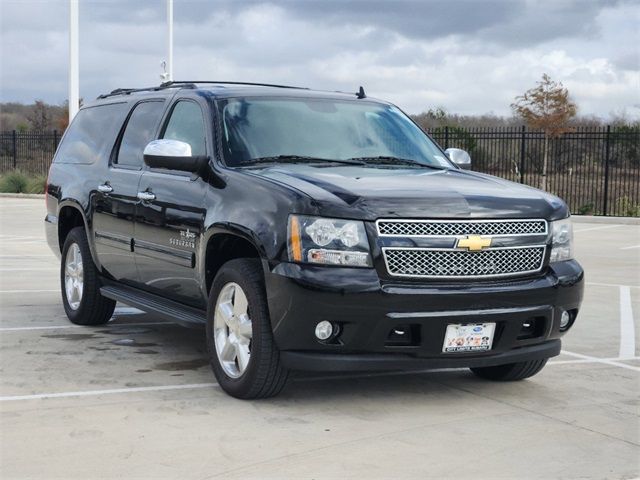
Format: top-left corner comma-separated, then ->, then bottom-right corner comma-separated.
206,258 -> 288,399
470,359 -> 548,381
61,227 -> 115,325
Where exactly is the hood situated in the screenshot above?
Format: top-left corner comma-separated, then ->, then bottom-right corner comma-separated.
249,164 -> 568,220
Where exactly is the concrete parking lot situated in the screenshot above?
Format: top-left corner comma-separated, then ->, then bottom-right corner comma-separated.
0,197 -> 638,479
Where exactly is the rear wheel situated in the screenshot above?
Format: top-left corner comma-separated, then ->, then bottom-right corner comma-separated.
206,258 -> 288,399
470,359 -> 548,381
60,227 -> 115,325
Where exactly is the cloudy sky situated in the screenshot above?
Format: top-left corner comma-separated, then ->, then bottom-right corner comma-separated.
1,0 -> 638,118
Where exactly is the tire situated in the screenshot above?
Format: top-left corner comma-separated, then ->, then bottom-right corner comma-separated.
60,226 -> 115,325
470,359 -> 548,381
206,258 -> 288,399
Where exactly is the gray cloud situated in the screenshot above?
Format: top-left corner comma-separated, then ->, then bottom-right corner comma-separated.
1,0 -> 638,119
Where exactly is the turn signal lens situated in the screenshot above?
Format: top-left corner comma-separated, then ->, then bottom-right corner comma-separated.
288,215 -> 303,262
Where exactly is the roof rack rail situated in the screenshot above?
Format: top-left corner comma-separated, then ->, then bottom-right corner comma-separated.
97,80 -> 308,100
96,83 -> 196,100
159,80 -> 309,90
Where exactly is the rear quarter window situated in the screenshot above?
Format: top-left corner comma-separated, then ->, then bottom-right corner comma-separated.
54,103 -> 128,164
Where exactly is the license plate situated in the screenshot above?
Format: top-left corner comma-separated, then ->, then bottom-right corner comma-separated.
442,323 -> 496,353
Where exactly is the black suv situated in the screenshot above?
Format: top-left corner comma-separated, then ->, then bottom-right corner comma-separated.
45,81 -> 584,399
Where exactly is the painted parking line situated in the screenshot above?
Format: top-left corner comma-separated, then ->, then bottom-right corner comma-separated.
561,350 -> 640,372
0,383 -> 218,402
0,290 -> 59,293
574,224 -> 624,233
0,236 -> 45,241
0,268 -> 57,272
0,254 -> 54,258
620,244 -> 640,250
2,354 -> 637,403
586,282 -> 640,289
548,356 -> 640,365
0,321 -> 172,332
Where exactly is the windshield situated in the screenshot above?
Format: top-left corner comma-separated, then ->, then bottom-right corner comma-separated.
217,97 -> 453,169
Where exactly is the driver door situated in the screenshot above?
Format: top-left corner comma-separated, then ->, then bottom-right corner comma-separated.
134,98 -> 209,308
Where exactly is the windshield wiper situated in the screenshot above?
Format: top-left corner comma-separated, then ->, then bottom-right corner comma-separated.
347,156 -> 447,169
241,155 -> 365,167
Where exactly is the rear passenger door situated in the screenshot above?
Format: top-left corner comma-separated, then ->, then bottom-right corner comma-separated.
135,98 -> 209,307
92,99 -> 166,284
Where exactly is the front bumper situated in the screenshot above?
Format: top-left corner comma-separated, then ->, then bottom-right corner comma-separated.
264,260 -> 584,372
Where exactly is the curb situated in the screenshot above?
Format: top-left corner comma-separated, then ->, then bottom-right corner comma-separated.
0,193 -> 45,199
572,215 -> 640,225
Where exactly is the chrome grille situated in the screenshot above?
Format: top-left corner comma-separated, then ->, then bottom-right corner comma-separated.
383,246 -> 545,279
377,219 -> 547,237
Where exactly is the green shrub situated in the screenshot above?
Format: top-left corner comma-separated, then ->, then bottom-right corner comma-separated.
26,175 -> 47,194
576,203 -> 596,215
616,197 -> 640,217
0,170 -> 29,193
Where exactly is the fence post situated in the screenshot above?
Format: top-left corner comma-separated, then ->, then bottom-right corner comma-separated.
519,125 -> 526,183
12,130 -> 17,169
444,126 -> 449,149
603,125 -> 611,216
53,130 -> 58,149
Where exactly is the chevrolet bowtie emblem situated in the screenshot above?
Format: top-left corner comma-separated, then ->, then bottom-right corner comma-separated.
457,235 -> 492,251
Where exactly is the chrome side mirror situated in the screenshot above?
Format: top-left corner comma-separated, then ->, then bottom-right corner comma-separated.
445,148 -> 471,169
144,139 -> 192,157
143,139 -> 209,173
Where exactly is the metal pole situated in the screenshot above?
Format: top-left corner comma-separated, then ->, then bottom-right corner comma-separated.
69,0 -> 79,122
519,125 -> 526,183
12,130 -> 17,169
167,0 -> 173,82
603,125 -> 611,216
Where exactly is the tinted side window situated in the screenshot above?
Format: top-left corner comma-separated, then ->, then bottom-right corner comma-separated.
116,101 -> 165,167
162,101 -> 206,156
54,103 -> 127,164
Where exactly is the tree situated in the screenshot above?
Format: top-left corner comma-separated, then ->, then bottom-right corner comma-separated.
27,100 -> 51,131
511,74 -> 577,190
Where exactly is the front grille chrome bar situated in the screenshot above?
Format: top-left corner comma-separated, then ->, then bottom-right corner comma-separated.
382,245 -> 546,279
376,218 -> 548,237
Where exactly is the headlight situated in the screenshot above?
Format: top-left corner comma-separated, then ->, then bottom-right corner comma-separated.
549,217 -> 573,262
288,215 -> 372,267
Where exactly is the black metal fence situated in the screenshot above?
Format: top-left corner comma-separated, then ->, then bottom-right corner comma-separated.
1,127 -> 639,216
428,126 -> 639,217
0,130 -> 61,176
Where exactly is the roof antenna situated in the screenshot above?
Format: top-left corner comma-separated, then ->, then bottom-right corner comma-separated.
356,86 -> 366,99
160,61 -> 169,83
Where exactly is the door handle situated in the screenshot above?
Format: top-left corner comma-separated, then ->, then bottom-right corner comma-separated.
98,183 -> 113,193
137,191 -> 156,202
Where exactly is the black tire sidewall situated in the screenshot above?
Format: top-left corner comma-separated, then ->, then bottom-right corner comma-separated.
60,227 -> 113,325
206,259 -> 276,398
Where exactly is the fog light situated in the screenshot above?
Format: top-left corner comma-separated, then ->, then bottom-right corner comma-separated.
560,310 -> 571,329
315,321 -> 333,341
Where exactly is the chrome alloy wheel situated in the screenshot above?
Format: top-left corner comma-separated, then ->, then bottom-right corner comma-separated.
64,243 -> 84,310
213,282 -> 253,378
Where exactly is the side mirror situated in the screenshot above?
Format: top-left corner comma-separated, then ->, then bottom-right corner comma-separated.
143,139 -> 209,173
445,148 -> 471,170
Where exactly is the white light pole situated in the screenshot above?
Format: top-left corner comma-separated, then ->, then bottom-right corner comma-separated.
69,0 -> 79,122
167,0 -> 173,82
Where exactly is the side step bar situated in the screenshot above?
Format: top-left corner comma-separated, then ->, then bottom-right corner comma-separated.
100,284 -> 206,327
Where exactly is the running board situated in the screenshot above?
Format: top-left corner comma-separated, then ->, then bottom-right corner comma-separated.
100,285 -> 206,327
